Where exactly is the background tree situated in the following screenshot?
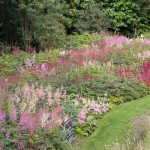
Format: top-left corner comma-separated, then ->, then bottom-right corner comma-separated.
18,0 -> 66,50
0,0 -> 149,52
0,0 -> 21,45
74,4 -> 110,33
97,0 -> 142,36
133,0 -> 150,32
61,0 -> 109,34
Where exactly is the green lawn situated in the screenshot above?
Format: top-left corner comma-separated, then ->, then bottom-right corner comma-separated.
83,96 -> 150,150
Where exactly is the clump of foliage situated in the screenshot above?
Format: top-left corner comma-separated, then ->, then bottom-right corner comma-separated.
65,32 -> 104,49
1,0 -> 150,51
18,0 -> 66,50
74,4 -> 110,34
0,83 -> 72,149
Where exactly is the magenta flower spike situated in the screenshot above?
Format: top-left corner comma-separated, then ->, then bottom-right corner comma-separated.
10,107 -> 17,122
0,108 -> 6,124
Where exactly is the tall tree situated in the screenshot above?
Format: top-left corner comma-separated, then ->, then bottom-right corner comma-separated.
97,0 -> 141,36
0,0 -> 21,45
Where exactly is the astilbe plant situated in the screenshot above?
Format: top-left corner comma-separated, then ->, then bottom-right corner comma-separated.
104,36 -> 130,44
134,50 -> 150,61
73,95 -> 109,137
138,62 -> 150,86
0,83 -> 66,149
101,36 -> 130,50
117,68 -> 133,79
17,55 -> 57,78
73,96 -> 109,125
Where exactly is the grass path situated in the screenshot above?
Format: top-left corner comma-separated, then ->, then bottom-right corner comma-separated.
83,96 -> 150,150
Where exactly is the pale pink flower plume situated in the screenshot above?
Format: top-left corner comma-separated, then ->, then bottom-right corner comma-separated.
5,131 -> 10,139
0,108 -> 6,124
54,89 -> 61,102
10,106 -> 17,122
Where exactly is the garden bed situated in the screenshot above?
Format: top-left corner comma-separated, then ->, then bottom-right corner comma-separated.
0,35 -> 150,149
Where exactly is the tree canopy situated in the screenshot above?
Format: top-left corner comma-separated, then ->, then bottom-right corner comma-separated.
0,0 -> 149,50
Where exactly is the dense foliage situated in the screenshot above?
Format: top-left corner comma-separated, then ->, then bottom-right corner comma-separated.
0,0 -> 149,50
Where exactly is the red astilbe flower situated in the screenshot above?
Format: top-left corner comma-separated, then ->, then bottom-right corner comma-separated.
117,67 -> 133,79
138,62 -> 150,86
68,49 -> 106,64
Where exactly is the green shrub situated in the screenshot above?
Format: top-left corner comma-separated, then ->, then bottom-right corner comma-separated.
143,32 -> 150,38
74,5 -> 110,34
75,121 -> 97,137
0,127 -> 72,150
65,79 -> 149,103
65,33 -> 103,49
110,96 -> 124,104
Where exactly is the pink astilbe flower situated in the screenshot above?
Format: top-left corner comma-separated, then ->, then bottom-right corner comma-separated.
18,111 -> 37,134
50,67 -> 56,75
77,97 -> 109,125
41,63 -> 48,71
55,105 -> 62,114
78,118 -> 85,125
137,74 -> 142,80
17,142 -> 24,150
24,58 -> 33,67
47,93 -> 52,106
11,95 -> 20,104
93,104 -> 101,113
30,90 -> 39,106
18,111 -> 30,128
49,109 -> 62,127
5,131 -> 10,139
45,85 -> 52,106
54,89 -> 61,102
50,110 -> 58,121
0,144 -> 4,150
103,36 -> 130,46
21,84 -> 31,103
10,107 -> 17,122
0,108 -> 6,124
36,108 -> 49,129
78,110 -> 86,125
37,86 -> 45,101
36,108 -> 59,130
39,63 -> 48,77
79,110 -> 86,120
41,113 -> 49,128
143,39 -> 150,46
16,67 -> 26,74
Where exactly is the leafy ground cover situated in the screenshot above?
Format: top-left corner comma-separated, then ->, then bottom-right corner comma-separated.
83,95 -> 150,150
